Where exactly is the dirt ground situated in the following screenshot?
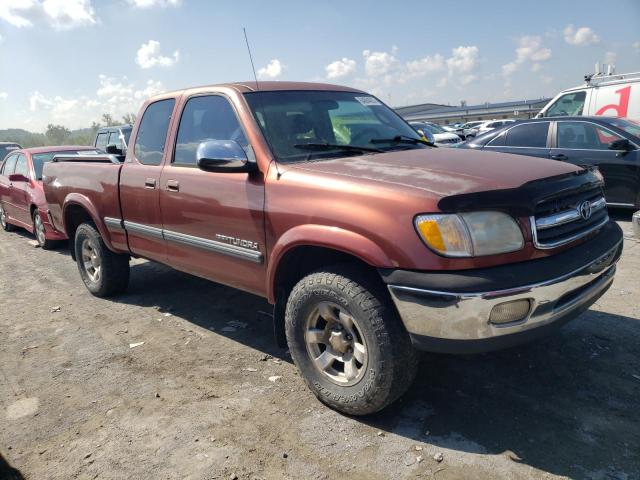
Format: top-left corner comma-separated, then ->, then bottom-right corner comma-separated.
1,213 -> 639,480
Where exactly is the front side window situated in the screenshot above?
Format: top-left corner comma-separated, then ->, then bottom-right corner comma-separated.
14,154 -> 29,178
244,90 -> 425,163
174,95 -> 248,166
95,132 -> 108,150
557,122 -> 623,150
505,122 -> 549,148
108,131 -> 123,149
546,91 -> 586,117
2,153 -> 18,175
134,99 -> 176,166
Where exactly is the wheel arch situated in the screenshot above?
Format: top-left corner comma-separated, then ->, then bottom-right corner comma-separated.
62,195 -> 115,258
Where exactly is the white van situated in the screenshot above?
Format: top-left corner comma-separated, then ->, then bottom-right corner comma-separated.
537,68 -> 640,120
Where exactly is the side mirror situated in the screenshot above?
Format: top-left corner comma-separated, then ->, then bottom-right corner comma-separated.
609,138 -> 632,152
196,140 -> 254,173
8,173 -> 29,183
105,144 -> 123,156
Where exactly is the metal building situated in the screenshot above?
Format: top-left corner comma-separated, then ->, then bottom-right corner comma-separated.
395,98 -> 551,125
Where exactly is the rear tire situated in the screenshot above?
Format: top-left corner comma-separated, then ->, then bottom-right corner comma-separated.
0,205 -> 16,232
74,222 -> 130,297
285,265 -> 419,415
33,211 -> 56,250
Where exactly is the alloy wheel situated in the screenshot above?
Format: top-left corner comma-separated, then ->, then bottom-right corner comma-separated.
34,213 -> 46,246
81,238 -> 102,283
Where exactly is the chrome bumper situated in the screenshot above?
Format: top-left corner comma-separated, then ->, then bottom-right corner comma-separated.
387,248 -> 619,346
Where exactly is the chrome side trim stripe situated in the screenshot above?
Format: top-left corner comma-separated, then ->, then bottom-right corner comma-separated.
535,196 -> 606,231
162,229 -> 263,263
123,220 -> 164,240
119,219 -> 263,263
104,217 -> 125,232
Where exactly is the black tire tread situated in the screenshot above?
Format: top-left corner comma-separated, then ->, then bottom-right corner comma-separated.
285,265 -> 418,415
75,222 -> 130,297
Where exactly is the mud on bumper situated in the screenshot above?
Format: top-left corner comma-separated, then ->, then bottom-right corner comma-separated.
380,221 -> 623,354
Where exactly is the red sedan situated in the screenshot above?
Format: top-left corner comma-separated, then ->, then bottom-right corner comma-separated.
0,146 -> 100,248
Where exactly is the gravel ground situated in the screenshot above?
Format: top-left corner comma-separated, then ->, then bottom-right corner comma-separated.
1,213 -> 639,480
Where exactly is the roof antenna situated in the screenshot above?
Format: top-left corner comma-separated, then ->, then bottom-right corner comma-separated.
243,28 -> 282,179
243,28 -> 260,91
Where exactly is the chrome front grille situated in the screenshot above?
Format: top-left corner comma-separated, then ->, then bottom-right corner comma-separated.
531,187 -> 608,249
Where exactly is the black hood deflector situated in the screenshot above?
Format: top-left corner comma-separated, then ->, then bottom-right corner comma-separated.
437,168 -> 603,216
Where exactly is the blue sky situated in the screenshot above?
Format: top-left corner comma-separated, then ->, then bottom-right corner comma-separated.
0,0 -> 639,131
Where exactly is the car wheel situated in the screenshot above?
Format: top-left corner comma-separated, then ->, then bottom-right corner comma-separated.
32,211 -> 56,249
285,266 -> 419,415
74,222 -> 130,297
0,205 -> 16,232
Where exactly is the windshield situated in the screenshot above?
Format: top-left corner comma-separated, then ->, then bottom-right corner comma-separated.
608,118 -> 640,139
0,144 -> 20,161
244,90 -> 425,162
421,123 -> 446,134
32,149 -> 100,180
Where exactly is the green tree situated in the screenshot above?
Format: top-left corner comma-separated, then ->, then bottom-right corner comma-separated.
121,113 -> 136,125
101,113 -> 117,127
45,124 -> 71,145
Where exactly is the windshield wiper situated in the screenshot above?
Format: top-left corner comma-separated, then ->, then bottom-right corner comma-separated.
293,142 -> 384,153
370,135 -> 434,147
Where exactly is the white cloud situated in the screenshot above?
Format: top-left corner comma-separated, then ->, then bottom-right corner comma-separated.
502,36 -> 551,76
257,59 -> 283,79
326,57 -> 356,79
604,51 -> 617,64
363,48 -> 397,77
446,45 -> 480,76
27,75 -> 165,130
136,40 -> 179,69
0,0 -> 96,29
634,41 -> 640,52
406,53 -> 445,76
563,25 -> 600,46
0,92 -> 8,100
127,0 -> 180,7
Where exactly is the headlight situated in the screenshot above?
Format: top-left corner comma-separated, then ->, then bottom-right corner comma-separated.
415,211 -> 524,257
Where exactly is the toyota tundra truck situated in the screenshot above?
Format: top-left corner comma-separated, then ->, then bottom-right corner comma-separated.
43,82 -> 623,415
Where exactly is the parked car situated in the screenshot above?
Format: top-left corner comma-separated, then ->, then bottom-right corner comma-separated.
475,119 -> 515,135
0,142 -> 21,162
440,125 -> 467,140
0,146 -> 100,248
538,69 -> 639,120
94,124 -> 132,159
43,82 -> 622,415
459,121 -> 484,138
410,121 -> 463,146
461,116 -> 640,208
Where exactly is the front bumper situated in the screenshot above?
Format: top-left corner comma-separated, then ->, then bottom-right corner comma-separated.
382,221 -> 623,354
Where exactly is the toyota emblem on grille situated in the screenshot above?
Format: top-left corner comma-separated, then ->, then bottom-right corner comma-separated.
579,200 -> 592,220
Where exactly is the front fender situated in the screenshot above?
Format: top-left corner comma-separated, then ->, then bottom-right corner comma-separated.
266,224 -> 395,302
63,193 -> 117,252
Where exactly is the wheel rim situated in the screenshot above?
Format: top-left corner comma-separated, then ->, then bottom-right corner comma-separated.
34,213 -> 46,245
0,206 -> 6,228
81,238 -> 101,283
304,301 -> 368,386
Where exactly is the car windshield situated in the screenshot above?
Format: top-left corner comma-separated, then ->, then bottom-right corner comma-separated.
32,150 -> 100,180
0,144 -> 20,161
424,124 -> 446,134
608,118 -> 640,139
244,90 -> 426,162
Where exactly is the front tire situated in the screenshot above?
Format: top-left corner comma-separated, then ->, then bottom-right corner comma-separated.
33,211 -> 56,249
285,266 -> 419,415
0,205 -> 16,232
74,223 -> 130,297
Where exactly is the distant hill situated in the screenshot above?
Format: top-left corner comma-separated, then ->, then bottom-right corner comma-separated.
0,127 -> 95,148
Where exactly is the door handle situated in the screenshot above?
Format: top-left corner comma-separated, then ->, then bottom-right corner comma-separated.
551,154 -> 568,161
166,179 -> 180,192
144,178 -> 156,189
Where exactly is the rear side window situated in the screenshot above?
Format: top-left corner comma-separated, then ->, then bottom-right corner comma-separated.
14,154 -> 29,177
173,95 -> 248,166
134,99 -> 176,166
546,91 -> 586,117
505,123 -> 549,148
2,153 -> 18,175
95,132 -> 108,150
108,131 -> 123,149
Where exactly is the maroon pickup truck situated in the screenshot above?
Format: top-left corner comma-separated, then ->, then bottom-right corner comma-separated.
43,82 -> 623,415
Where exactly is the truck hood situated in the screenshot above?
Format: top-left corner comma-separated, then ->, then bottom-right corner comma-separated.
287,147 -> 581,198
